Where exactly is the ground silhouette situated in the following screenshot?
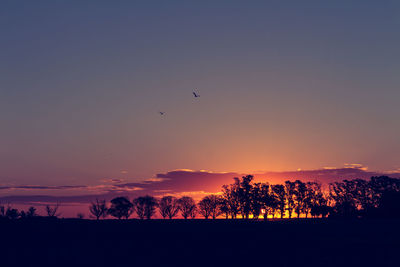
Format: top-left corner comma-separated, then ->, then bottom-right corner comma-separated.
1,175 -> 400,266
0,218 -> 399,267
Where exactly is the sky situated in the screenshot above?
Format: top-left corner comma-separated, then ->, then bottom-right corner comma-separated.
1,1 -> 400,216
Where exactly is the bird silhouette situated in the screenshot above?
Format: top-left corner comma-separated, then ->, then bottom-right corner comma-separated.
193,90 -> 200,98
159,111 -> 165,116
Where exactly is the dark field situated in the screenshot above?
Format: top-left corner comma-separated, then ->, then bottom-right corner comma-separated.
1,219 -> 399,267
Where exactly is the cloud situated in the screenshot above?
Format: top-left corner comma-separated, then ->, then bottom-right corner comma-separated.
154,190 -> 223,199
344,163 -> 368,171
142,177 -> 170,183
385,168 -> 400,174
100,178 -> 125,184
1,166 -> 400,207
0,185 -> 86,191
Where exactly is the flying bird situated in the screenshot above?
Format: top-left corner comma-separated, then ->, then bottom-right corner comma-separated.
159,111 -> 165,116
192,90 -> 200,98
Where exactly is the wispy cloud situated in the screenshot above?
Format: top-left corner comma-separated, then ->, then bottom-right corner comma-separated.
0,185 -> 86,191
344,163 -> 368,171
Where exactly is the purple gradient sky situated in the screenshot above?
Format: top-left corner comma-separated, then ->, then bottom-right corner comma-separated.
1,1 -> 400,214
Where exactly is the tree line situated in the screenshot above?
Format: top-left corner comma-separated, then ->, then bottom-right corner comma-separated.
1,175 -> 399,220
0,203 -> 61,220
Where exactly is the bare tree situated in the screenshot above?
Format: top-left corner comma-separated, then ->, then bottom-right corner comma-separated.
199,195 -> 222,219
133,195 -> 158,220
46,203 -> 61,218
178,196 -> 197,219
159,196 -> 180,219
89,199 -> 108,220
198,196 -> 212,219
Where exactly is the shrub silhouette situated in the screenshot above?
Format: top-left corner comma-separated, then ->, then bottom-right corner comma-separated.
26,207 -> 38,218
6,207 -> 19,220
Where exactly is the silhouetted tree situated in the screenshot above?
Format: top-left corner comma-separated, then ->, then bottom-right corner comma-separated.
308,182 -> 330,218
178,196 -> 197,219
77,213 -> 85,219
219,198 -> 230,219
89,199 -> 108,220
294,180 -> 307,218
285,181 -> 296,218
133,195 -> 158,220
258,183 -> 273,220
369,176 -> 400,201
198,196 -> 212,219
329,180 -> 358,218
369,176 -> 400,217
159,196 -> 180,219
221,183 -> 240,219
265,186 -> 279,219
46,203 -> 61,218
237,175 -> 254,219
199,195 -> 222,219
326,176 -> 400,218
108,197 -> 133,220
303,182 -> 317,218
272,184 -> 286,218
353,179 -> 375,213
190,205 -> 197,219
250,183 -> 264,219
7,175 -> 397,222
311,203 -> 331,218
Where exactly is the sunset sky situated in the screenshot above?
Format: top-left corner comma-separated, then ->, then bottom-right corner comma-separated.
1,1 -> 400,215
